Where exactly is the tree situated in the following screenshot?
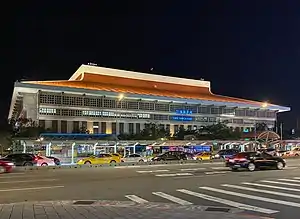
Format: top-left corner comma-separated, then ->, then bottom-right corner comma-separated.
255,122 -> 268,131
173,126 -> 186,140
196,122 -> 241,140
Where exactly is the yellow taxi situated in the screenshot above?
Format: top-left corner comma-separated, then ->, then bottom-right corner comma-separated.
193,152 -> 212,161
77,153 -> 121,165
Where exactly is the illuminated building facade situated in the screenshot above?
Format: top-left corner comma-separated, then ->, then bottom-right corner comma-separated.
8,64 -> 290,135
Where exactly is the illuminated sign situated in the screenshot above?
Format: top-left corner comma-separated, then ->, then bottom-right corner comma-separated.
171,116 -> 193,121
175,110 -> 193,114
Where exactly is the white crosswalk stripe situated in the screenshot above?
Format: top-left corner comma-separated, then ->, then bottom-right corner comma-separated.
125,195 -> 148,203
177,189 -> 278,214
260,180 -> 300,187
277,178 -> 300,183
124,176 -> 300,214
241,182 -> 300,192
152,192 -> 192,205
221,184 -> 300,199
199,186 -> 300,208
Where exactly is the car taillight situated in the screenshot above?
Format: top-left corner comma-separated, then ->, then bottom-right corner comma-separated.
34,157 -> 38,161
235,158 -> 247,162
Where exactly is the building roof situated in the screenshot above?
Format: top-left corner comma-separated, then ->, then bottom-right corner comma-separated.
22,64 -> 280,107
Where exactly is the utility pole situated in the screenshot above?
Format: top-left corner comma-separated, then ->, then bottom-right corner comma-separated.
280,123 -> 283,140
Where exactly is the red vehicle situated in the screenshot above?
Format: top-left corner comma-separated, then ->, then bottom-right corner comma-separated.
0,160 -> 15,173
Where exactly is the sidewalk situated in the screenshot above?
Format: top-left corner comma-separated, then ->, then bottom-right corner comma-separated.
0,200 -> 272,219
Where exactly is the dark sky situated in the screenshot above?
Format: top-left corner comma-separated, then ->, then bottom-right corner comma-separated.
8,1 -> 300,128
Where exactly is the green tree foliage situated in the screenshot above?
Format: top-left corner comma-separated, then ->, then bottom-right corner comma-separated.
255,122 -> 268,131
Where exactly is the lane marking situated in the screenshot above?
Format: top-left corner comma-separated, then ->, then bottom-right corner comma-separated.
155,173 -> 193,177
152,192 -> 192,205
177,189 -> 278,214
199,186 -> 300,208
260,180 -> 300,187
202,162 -> 223,165
0,175 -> 36,179
137,170 -> 169,173
205,171 -> 228,175
242,182 -> 300,192
114,166 -> 141,169
174,175 -> 205,179
0,173 -> 25,175
294,177 -> 300,179
211,167 -> 228,170
0,179 -> 58,184
179,168 -> 206,171
125,195 -> 148,204
0,186 -> 64,192
277,179 -> 300,183
222,184 -> 300,199
284,167 -> 298,170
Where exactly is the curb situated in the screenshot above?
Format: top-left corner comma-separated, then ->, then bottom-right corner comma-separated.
1,200 -> 243,214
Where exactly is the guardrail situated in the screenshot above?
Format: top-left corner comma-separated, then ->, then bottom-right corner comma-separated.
13,156 -> 300,172
15,159 -> 215,172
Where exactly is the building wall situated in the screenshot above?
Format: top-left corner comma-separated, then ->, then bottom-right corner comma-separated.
16,91 -> 277,135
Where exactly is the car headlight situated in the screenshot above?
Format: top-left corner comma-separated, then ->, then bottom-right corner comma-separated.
7,162 -> 14,166
215,154 -> 220,158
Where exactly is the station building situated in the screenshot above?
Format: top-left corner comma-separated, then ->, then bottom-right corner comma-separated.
8,64 -> 290,135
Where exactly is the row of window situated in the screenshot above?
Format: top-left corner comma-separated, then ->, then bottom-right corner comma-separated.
39,108 -> 273,125
39,92 -> 276,118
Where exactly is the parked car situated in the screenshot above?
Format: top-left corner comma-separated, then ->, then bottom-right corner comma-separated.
121,153 -> 149,162
226,151 -> 286,171
193,152 -> 212,160
152,151 -> 190,161
0,153 -> 38,166
285,147 -> 300,157
213,149 -> 239,160
77,153 -> 121,165
36,156 -> 56,166
0,160 -> 15,173
46,156 -> 61,165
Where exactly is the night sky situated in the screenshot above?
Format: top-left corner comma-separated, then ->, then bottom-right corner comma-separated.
8,1 -> 300,129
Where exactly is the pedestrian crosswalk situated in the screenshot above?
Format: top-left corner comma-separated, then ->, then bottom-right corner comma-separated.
124,176 -> 300,215
135,166 -> 299,177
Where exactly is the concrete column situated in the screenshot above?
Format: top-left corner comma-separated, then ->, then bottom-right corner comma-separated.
106,122 -> 112,134
67,121 -> 73,133
170,125 -> 175,136
124,123 -> 129,134
57,120 -> 61,133
87,121 -> 93,134
45,120 -> 52,130
140,123 -> 145,131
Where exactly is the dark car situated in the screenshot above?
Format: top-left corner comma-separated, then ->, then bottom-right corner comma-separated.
152,151 -> 189,161
0,153 -> 38,166
226,151 -> 286,171
213,149 -> 239,160
0,160 -> 15,173
46,156 -> 61,165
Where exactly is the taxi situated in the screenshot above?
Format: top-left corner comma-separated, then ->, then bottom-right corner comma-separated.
193,152 -> 212,161
77,153 -> 121,165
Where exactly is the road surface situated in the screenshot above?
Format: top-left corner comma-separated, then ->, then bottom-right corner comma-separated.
1,159 -> 300,218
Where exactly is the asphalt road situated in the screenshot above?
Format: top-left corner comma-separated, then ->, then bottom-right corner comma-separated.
1,159 -> 300,219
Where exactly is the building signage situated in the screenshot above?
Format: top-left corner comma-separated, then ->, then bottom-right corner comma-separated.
171,116 -> 193,121
175,110 -> 193,114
